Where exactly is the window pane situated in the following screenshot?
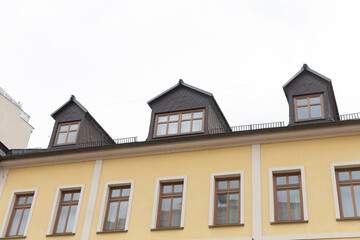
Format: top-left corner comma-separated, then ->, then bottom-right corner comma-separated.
193,112 -> 203,118
69,124 -> 79,130
310,105 -> 322,118
170,197 -> 182,227
216,194 -> 227,224
340,186 -> 355,217
57,132 -> 67,144
218,181 -> 227,190
67,132 -> 77,143
276,176 -> 286,185
296,98 -> 307,105
73,192 -> 80,201
158,116 -> 168,123
168,122 -> 178,134
105,202 -> 118,230
159,198 -> 171,227
121,188 -> 130,197
63,193 -> 72,201
309,96 -> 320,104
288,175 -> 299,184
60,125 -> 69,131
289,189 -> 301,220
297,106 -> 309,120
354,186 -> 360,217
9,209 -> 22,236
229,194 -> 239,224
111,189 -> 120,198
173,184 -> 183,193
116,201 -> 128,230
192,119 -> 202,132
163,185 -> 172,194
230,180 -> 239,189
56,206 -> 69,233
339,172 -> 350,181
65,205 -> 77,233
277,190 -> 288,221
169,115 -> 179,121
181,121 -> 191,133
17,208 -> 30,236
352,171 -> 360,180
156,123 -> 167,136
18,197 -> 26,205
182,113 -> 191,120
26,196 -> 33,204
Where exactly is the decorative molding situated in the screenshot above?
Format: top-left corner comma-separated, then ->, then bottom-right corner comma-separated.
252,144 -> 262,240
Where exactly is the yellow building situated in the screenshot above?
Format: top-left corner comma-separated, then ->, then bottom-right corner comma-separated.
0,65 -> 359,240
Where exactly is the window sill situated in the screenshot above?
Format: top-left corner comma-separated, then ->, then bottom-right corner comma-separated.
209,223 -> 244,228
0,237 -> 26,239
270,220 -> 308,224
46,233 -> 75,237
336,217 -> 360,221
151,227 -> 184,231
96,230 -> 128,234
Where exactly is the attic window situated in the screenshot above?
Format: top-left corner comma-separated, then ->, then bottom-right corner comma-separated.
54,122 -> 80,145
294,94 -> 324,121
154,109 -> 204,137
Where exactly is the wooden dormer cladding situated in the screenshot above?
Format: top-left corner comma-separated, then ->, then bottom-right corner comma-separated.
47,95 -> 115,151
146,80 -> 231,140
283,64 -> 339,126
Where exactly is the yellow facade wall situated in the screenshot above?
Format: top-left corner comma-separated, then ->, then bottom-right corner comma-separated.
91,146 -> 252,240
261,135 -> 360,237
0,161 -> 95,240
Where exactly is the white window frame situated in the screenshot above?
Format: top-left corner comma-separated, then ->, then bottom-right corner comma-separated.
97,180 -> 135,232
269,166 -> 308,223
151,176 -> 187,229
330,161 -> 360,219
0,188 -> 38,237
208,171 -> 245,226
46,184 -> 85,235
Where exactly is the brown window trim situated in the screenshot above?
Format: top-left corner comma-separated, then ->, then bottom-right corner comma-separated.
273,172 -> 304,223
54,121 -> 81,146
336,168 -> 360,219
6,194 -> 34,237
103,186 -> 130,231
154,109 -> 205,138
53,190 -> 80,234
214,177 -> 241,225
294,94 -> 324,122
156,182 -> 183,228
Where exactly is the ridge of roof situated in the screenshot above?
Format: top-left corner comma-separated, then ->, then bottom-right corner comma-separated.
283,64 -> 332,88
51,95 -> 88,117
147,79 -> 213,104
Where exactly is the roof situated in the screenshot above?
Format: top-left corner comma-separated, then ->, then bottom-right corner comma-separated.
283,64 -> 332,88
147,79 -> 213,104
51,95 -> 88,117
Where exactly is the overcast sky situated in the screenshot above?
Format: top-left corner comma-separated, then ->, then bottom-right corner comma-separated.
1,0 -> 360,148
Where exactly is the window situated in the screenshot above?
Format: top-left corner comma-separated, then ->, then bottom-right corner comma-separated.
54,122 -> 80,145
269,166 -> 308,223
97,180 -> 134,233
294,94 -> 324,121
151,176 -> 187,230
209,171 -> 244,226
47,185 -> 84,236
0,189 -> 38,238
335,168 -> 360,219
154,109 -> 204,137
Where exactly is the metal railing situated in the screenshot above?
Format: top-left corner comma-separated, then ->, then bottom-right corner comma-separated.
339,112 -> 360,121
79,136 -> 138,148
209,121 -> 285,134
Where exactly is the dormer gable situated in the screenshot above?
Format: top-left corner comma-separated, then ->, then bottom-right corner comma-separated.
146,80 -> 231,140
47,95 -> 114,151
283,64 -> 339,125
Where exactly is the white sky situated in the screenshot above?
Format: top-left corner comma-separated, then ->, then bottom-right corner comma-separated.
1,0 -> 360,148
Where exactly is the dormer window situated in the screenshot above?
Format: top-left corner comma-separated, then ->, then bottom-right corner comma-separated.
154,109 -> 204,137
294,94 -> 324,121
54,122 -> 80,146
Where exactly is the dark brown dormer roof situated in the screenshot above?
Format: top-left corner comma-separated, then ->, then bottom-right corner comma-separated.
47,95 -> 115,151
283,64 -> 339,125
146,80 -> 231,141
